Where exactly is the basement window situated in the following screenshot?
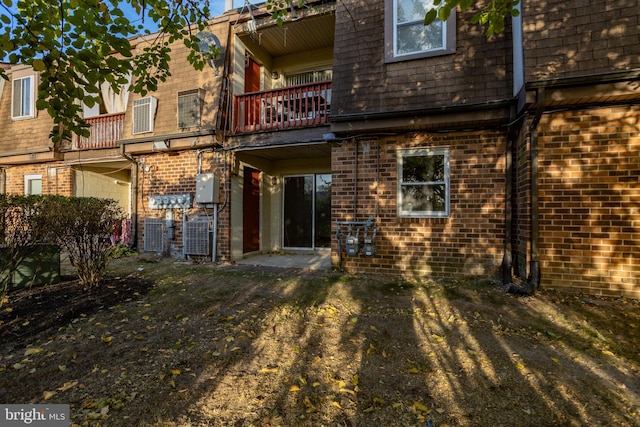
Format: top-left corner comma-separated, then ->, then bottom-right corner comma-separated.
397,147 -> 450,218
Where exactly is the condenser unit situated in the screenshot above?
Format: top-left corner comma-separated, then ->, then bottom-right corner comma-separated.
143,218 -> 164,252
184,220 -> 210,255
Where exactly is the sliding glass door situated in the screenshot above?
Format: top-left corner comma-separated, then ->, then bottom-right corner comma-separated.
283,174 -> 331,249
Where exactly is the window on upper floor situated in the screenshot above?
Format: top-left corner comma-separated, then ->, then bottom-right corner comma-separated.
177,89 -> 204,129
385,0 -> 456,63
132,96 -> 158,134
83,76 -> 132,118
24,174 -> 42,195
397,147 -> 450,218
12,75 -> 35,120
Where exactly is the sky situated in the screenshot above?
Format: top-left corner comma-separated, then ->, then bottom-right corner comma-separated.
1,0 -> 258,61
121,0 -> 257,35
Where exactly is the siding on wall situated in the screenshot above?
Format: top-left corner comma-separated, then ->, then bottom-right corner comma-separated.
0,68 -> 55,156
332,0 -> 513,116
523,0 -> 640,80
332,131 -> 507,278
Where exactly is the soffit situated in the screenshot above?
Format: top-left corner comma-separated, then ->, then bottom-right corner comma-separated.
232,141 -> 331,161
238,13 -> 335,57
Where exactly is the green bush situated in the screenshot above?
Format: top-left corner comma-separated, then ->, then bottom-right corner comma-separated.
0,195 -> 49,306
41,196 -> 125,288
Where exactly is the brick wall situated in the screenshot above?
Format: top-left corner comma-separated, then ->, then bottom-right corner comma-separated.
2,163 -> 74,196
332,131 -> 507,278
513,119 -> 531,280
332,0 -> 512,116
134,150 -> 229,260
536,105 -> 640,298
523,0 -> 640,80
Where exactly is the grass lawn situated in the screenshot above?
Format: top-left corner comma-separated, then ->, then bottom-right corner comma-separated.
1,255 -> 639,426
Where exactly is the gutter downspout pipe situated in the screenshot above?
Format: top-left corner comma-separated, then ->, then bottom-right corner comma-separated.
120,145 -> 138,250
509,88 -> 545,295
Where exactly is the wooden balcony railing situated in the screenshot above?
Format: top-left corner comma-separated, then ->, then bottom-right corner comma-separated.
233,81 -> 331,134
75,113 -> 125,149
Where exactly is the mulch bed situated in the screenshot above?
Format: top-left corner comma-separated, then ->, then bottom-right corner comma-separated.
0,275 -> 155,350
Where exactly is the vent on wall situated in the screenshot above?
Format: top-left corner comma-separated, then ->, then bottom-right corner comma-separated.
144,218 -> 164,252
185,220 -> 210,255
133,96 -> 158,134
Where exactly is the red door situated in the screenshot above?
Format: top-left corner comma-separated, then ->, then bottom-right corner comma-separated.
244,57 -> 261,128
243,167 -> 260,253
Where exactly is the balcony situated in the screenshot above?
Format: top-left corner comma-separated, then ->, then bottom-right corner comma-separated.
233,81 -> 331,134
75,113 -> 125,149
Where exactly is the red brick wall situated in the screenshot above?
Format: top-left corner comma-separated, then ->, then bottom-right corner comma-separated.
134,150 -> 230,260
536,105 -> 640,298
2,163 -> 74,196
513,119 -> 531,280
332,131 -> 507,278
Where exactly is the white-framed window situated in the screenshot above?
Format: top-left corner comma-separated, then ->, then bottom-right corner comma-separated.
177,89 -> 204,129
12,75 -> 35,119
24,174 -> 42,195
397,147 -> 450,218
132,96 -> 158,134
385,0 -> 456,62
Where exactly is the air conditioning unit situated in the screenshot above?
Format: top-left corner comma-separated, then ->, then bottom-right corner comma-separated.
143,217 -> 164,253
133,96 -> 158,134
185,220 -> 211,255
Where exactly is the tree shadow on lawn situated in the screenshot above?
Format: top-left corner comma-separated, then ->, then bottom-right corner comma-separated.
0,260 -> 638,426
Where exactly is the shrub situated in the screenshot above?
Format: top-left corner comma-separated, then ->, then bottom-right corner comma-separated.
0,195 -> 49,306
41,196 -> 125,288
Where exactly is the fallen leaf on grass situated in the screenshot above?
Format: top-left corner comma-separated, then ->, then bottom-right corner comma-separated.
24,348 -> 43,356
57,381 -> 78,392
339,388 -> 356,396
413,401 -> 430,413
259,367 -> 278,374
331,401 -> 342,409
43,391 -> 57,400
303,396 -> 316,412
101,336 -> 113,343
170,369 -> 181,376
289,385 -> 300,392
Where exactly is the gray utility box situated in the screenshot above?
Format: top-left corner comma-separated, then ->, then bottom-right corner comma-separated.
0,244 -> 61,290
196,173 -> 220,205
